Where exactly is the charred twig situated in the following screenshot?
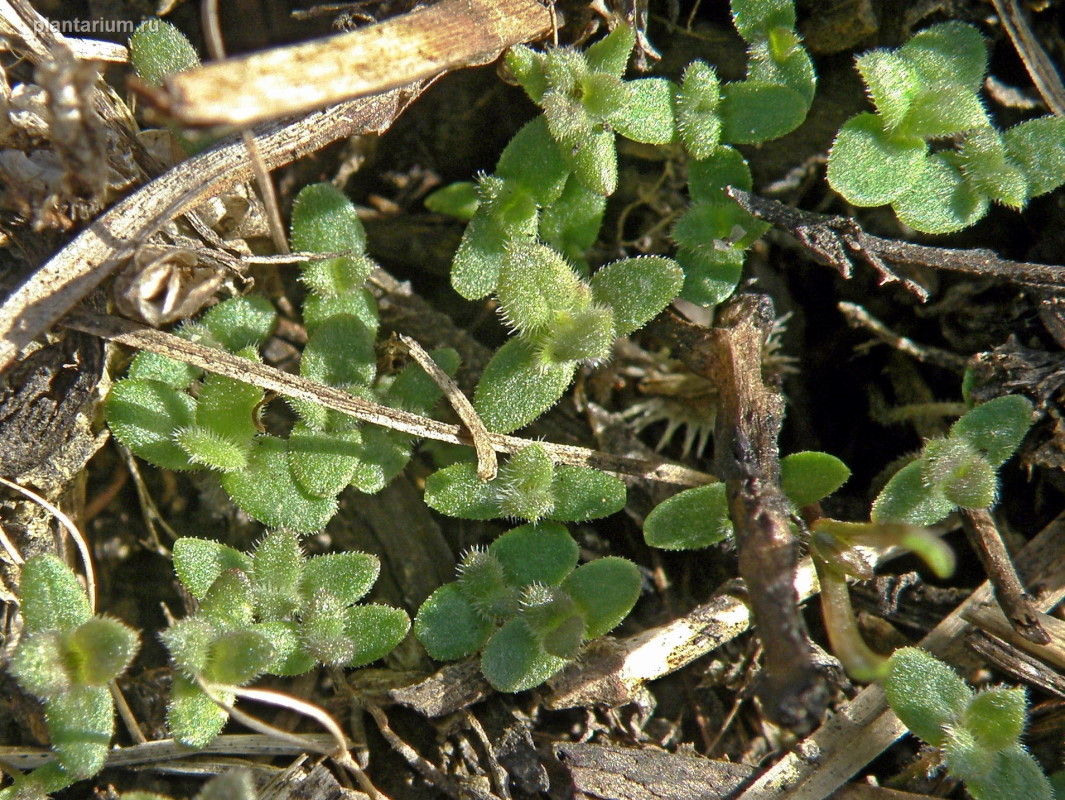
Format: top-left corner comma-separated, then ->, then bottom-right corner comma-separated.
837,302 -> 968,373
651,296 -> 829,732
727,188 -> 1065,299
959,508 -> 1049,644
990,0 -> 1065,116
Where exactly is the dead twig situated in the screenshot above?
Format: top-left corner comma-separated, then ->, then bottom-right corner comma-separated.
990,0 -> 1065,116
728,188 -> 1065,299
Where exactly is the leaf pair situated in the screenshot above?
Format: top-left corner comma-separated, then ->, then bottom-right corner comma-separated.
414,523 -> 641,691
163,531 -> 409,747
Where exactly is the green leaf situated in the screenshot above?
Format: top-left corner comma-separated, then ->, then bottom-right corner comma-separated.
301,314 -> 376,387
687,145 -> 753,203
519,584 -> 584,658
489,522 -> 579,587
457,549 -> 519,620
302,288 -> 379,334
415,583 -> 494,660
473,338 -> 577,433
106,378 -> 199,471
480,617 -> 568,692
827,113 -> 927,206
748,37 -> 815,103
45,685 -> 112,778
644,483 -> 732,550
535,305 -> 615,365
200,296 -> 277,352
901,88 -> 989,140
892,152 -> 989,234
871,459 -> 955,525
197,770 -> 256,800
207,629 -> 275,685
348,426 -> 414,494
549,466 -> 626,521
127,350 -> 200,387
424,181 -> 480,220
451,204 -> 537,300
960,128 -> 1029,209
504,45 -> 547,103
563,557 -> 641,638
342,604 -> 410,667
497,116 -> 570,206
10,632 -> 69,697
424,462 -> 501,519
173,538 -> 252,600
220,436 -> 338,533
257,620 -> 316,676
290,183 -> 373,296
591,256 -> 683,336
676,244 -> 745,308
539,176 -> 607,262
497,242 -> 586,334
161,617 -> 216,676
129,20 -> 200,86
899,21 -> 987,93
251,530 -> 304,620
780,451 -> 850,507
731,0 -> 795,42
199,570 -> 256,628
675,60 -> 722,159
950,395 -> 1033,467
585,23 -> 635,77
885,647 -> 972,747
1003,116 -> 1065,197
963,745 -> 1054,800
18,555 -> 92,634
963,686 -> 1028,752
496,444 -> 556,521
855,49 -> 918,132
301,552 -> 380,606
565,129 -> 618,196
167,672 -> 231,748
174,425 -> 251,472
719,81 -> 807,144
612,78 -> 677,145
66,617 -> 139,686
923,438 -> 998,509
301,594 -> 354,666
194,362 -> 264,448
287,424 -> 363,498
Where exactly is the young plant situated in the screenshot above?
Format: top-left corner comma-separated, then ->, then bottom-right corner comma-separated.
162,530 -> 408,747
414,522 -> 641,692
871,395 -> 1034,526
106,184 -> 459,532
885,647 -> 1052,800
424,443 -> 627,522
129,20 -> 206,154
3,556 -> 139,798
827,22 -> 1065,233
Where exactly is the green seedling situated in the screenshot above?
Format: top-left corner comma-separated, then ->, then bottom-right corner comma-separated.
162,531 -> 408,747
2,556 -> 139,798
872,395 -> 1034,525
414,522 -> 641,691
827,22 -> 1065,233
424,443 -> 627,522
885,647 -> 1053,800
106,184 -> 459,532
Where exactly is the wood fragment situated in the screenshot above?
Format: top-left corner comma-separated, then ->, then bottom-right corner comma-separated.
728,188 -> 1065,297
990,0 -> 1065,116
399,334 -> 497,481
148,0 -> 554,127
962,600 -> 1065,673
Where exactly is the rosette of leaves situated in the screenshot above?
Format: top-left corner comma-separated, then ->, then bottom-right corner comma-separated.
885,647 -> 1052,800
3,556 -> 139,797
414,522 -> 641,692
472,242 -> 683,432
827,22 -> 1065,233
643,451 -> 850,549
871,395 -> 1033,525
107,184 -> 458,533
162,530 -> 409,748
424,443 -> 626,522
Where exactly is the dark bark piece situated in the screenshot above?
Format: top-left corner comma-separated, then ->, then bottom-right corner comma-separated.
554,742 -> 756,800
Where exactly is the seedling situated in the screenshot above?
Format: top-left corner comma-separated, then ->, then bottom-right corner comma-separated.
827,22 -> 1065,233
414,522 -> 641,691
885,647 -> 1053,800
3,556 -> 139,797
162,530 -> 408,747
